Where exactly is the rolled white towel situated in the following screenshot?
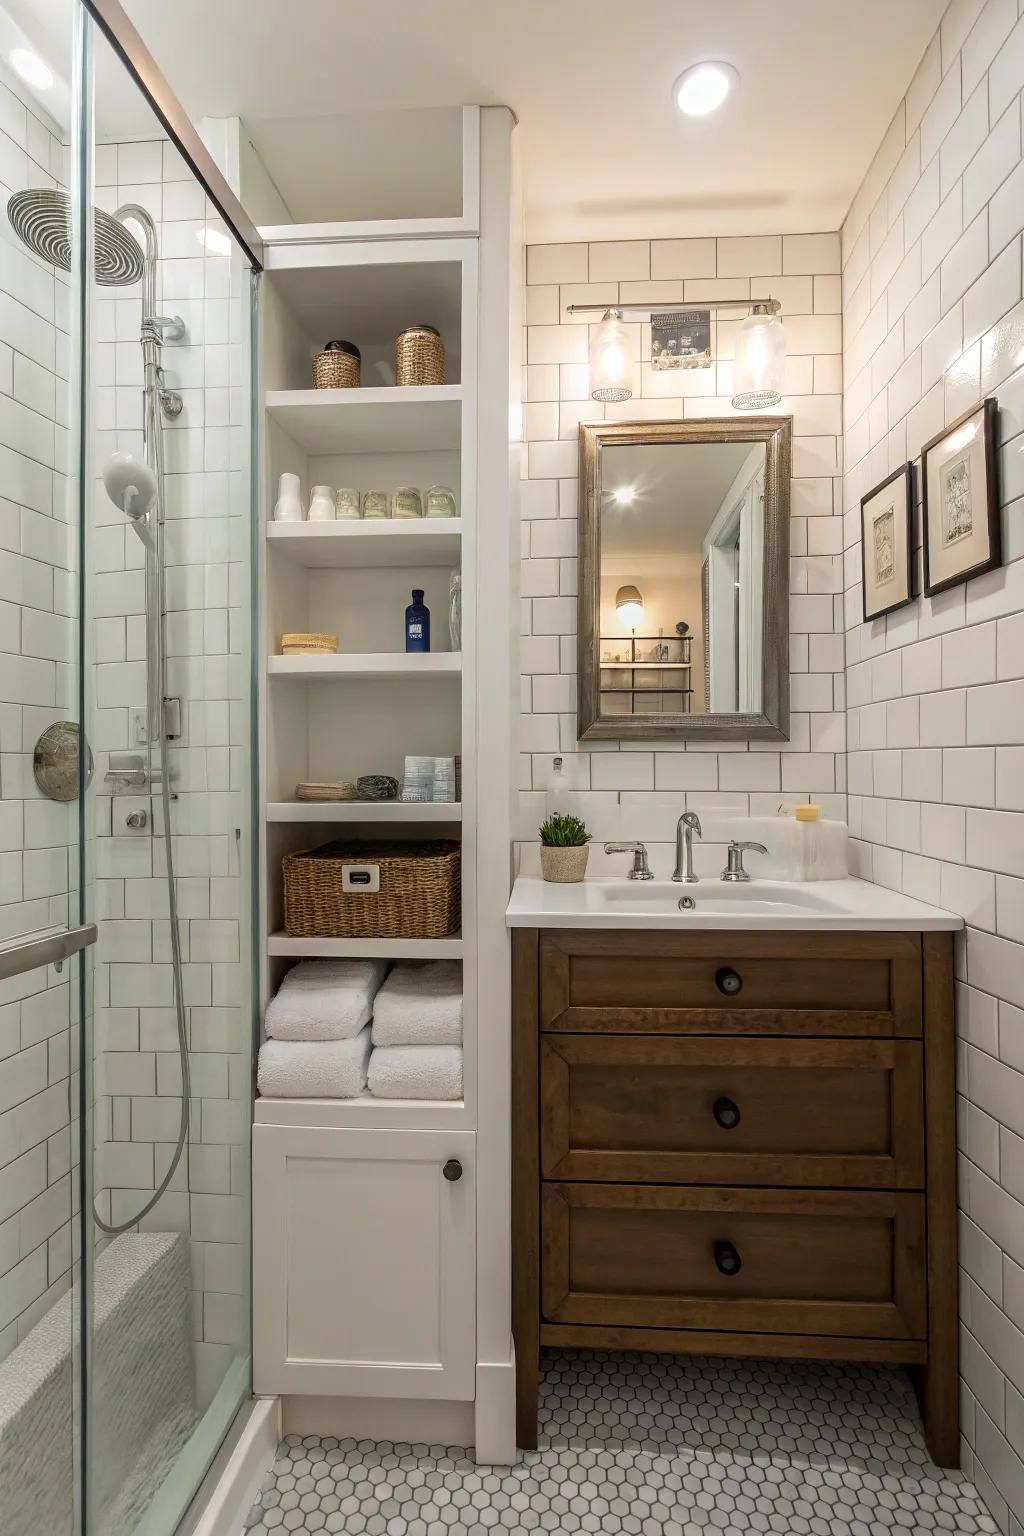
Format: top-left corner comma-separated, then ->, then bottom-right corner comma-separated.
257,1028 -> 372,1099
367,1044 -> 463,1101
371,960 -> 463,1046
265,958 -> 387,1041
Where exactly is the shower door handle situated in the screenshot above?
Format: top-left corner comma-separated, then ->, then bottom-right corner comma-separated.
0,923 -> 98,982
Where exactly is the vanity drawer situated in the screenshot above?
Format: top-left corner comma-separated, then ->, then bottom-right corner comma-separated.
539,930 -> 923,1037
541,1184 -> 926,1341
539,1035 -> 925,1187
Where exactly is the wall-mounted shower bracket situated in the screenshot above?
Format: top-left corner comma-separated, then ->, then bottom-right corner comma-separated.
131,697 -> 182,746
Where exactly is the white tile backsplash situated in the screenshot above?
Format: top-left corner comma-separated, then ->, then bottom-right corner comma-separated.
843,2 -> 1024,1516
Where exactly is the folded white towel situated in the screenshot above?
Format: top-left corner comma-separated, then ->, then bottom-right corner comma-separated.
367,1044 -> 463,1101
371,960 -> 463,1046
257,1028 -> 372,1098
265,958 -> 387,1041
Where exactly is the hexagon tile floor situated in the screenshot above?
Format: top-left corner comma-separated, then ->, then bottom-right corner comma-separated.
242,1351 -> 999,1535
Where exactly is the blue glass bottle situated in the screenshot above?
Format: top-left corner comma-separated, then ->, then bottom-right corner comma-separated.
405,588 -> 431,653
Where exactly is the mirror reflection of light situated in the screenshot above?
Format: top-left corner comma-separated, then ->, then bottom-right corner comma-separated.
10,48 -> 53,90
615,584 -> 644,631
612,486 -> 636,507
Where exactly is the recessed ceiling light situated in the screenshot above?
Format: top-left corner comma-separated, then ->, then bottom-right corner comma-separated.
10,48 -> 54,91
612,486 -> 636,507
673,61 -> 738,118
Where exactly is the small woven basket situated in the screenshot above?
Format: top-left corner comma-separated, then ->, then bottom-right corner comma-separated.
283,839 -> 461,939
295,782 -> 357,802
280,633 -> 338,655
395,325 -> 445,387
313,339 -> 361,390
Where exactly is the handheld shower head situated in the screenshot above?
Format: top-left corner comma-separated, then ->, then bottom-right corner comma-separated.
102,452 -> 158,551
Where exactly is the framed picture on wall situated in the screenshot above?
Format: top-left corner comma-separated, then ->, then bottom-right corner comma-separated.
861,462 -> 913,622
922,398 -> 1000,597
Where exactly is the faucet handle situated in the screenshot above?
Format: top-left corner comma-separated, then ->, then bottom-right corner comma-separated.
722,840 -> 768,882
604,841 -> 653,881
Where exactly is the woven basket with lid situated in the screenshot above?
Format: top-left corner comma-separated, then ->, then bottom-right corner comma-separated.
313,339 -> 361,389
395,324 -> 445,387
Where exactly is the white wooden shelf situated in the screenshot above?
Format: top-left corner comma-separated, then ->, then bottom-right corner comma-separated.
268,652 -> 461,679
267,801 -> 461,823
254,1095 -> 468,1130
267,518 -> 462,569
265,386 -> 462,455
268,933 -> 464,960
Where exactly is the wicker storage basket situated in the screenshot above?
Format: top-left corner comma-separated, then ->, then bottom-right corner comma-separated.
395,325 -> 445,386
312,339 -> 361,389
283,839 -> 461,939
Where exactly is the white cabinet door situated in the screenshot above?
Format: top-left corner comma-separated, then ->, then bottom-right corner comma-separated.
253,1125 -> 476,1399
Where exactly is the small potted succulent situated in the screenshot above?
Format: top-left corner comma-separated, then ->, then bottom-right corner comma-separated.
539,812 -> 591,884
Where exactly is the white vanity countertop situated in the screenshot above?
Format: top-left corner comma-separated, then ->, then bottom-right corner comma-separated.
505,875 -> 964,932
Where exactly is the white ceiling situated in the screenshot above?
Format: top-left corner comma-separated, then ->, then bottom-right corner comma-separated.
115,0 -> 946,241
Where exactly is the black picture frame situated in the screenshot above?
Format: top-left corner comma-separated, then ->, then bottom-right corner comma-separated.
860,462 -> 914,623
922,397 -> 1001,598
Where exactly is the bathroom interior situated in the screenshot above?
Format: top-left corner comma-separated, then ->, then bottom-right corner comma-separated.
0,0 -> 1021,1532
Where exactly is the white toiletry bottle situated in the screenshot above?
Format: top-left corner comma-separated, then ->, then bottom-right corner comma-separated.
546,756 -> 570,817
795,803 -> 822,879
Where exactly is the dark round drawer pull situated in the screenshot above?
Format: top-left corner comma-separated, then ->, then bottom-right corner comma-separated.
442,1158 -> 463,1182
713,1240 -> 742,1276
712,1096 -> 741,1130
715,966 -> 743,996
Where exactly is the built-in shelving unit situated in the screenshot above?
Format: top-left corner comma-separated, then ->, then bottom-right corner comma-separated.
253,105 -> 516,1457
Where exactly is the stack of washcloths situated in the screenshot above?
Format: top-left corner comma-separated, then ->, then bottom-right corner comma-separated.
257,959 -> 388,1098
367,960 -> 463,1101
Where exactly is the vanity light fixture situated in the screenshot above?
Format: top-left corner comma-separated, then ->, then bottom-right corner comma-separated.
589,309 -> 633,403
571,298 -> 785,411
673,61 -> 738,118
615,584 -> 645,630
10,48 -> 53,90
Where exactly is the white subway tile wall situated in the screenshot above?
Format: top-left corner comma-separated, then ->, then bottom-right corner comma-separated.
519,233 -> 847,874
88,137 -> 252,1408
0,61 -> 78,1364
842,2 -> 1024,1527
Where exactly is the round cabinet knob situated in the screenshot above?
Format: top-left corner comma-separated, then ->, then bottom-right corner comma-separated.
713,1240 -> 742,1277
715,966 -> 743,996
442,1159 -> 463,1182
712,1096 -> 741,1130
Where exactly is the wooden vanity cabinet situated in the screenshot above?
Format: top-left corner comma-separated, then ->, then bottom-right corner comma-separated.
512,927 -> 958,1466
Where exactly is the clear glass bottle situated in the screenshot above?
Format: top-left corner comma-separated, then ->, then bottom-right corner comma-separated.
448,571 -> 462,650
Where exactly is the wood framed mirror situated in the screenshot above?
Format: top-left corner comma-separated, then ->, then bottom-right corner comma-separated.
577,416 -> 792,742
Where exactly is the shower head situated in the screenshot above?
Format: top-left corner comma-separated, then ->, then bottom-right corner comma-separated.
103,452 -> 158,551
7,188 -> 144,286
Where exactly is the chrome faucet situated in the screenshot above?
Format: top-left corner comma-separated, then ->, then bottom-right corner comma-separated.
721,840 -> 768,882
672,812 -> 702,883
604,842 -> 653,880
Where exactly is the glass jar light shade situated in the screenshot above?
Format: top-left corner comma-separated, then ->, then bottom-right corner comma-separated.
731,306 -> 786,410
615,583 -> 644,630
590,310 -> 633,403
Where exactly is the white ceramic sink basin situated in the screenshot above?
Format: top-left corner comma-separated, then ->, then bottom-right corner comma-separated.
506,876 -> 963,932
589,880 -> 848,917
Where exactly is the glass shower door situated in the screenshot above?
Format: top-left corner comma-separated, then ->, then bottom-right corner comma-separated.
0,9 -> 92,1535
